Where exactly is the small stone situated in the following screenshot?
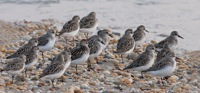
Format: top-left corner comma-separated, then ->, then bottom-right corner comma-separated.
178,65 -> 188,69
80,84 -> 90,89
150,40 -> 157,44
168,75 -> 179,83
55,44 -> 64,50
74,89 -> 83,93
120,78 -> 133,86
88,81 -> 97,86
103,70 -> 111,76
112,73 -> 118,76
0,46 -> 7,52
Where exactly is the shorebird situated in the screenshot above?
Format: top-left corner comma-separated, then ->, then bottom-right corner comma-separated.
39,48 -> 71,88
115,29 -> 135,63
142,52 -> 176,84
155,44 -> 174,62
37,29 -> 56,69
71,39 -> 90,74
59,15 -> 80,46
80,12 -> 98,39
155,31 -> 184,51
133,25 -> 149,47
24,46 -> 39,77
123,44 -> 155,78
97,29 -> 113,50
6,38 -> 38,59
87,35 -> 104,70
1,55 -> 26,83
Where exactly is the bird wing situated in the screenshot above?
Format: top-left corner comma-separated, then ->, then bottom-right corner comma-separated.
123,53 -> 149,70
116,37 -> 134,53
80,17 -> 96,28
59,20 -> 78,35
143,58 -> 172,72
71,46 -> 88,60
37,34 -> 49,46
39,63 -> 64,78
4,58 -> 24,71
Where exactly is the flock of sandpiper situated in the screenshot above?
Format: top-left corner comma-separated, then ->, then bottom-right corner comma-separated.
0,12 -> 184,89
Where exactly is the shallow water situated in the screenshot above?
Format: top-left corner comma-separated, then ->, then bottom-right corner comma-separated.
0,0 -> 200,50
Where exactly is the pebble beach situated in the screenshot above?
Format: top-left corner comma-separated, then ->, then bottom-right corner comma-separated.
0,0 -> 200,93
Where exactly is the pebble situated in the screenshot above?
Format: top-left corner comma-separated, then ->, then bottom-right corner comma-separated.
80,84 -> 90,89
103,70 -> 111,76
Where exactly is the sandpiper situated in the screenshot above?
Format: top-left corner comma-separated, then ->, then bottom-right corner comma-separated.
37,29 -> 56,65
6,38 -> 38,59
97,29 -> 113,50
142,52 -> 176,84
1,55 -> 26,83
115,29 -> 135,63
71,39 -> 90,74
155,44 -> 174,62
39,49 -> 71,88
59,15 -> 80,46
155,31 -> 184,51
88,35 -> 104,70
133,25 -> 149,47
80,12 -> 98,39
24,46 -> 39,77
123,44 -> 155,78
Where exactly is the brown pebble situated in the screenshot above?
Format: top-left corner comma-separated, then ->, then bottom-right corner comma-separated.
74,89 -> 83,93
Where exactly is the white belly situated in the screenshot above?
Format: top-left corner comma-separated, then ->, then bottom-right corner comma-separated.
80,22 -> 98,34
61,27 -> 80,37
133,58 -> 155,71
39,38 -> 56,52
71,54 -> 89,65
147,66 -> 175,77
25,59 -> 38,69
124,43 -> 135,54
64,61 -> 71,70
135,37 -> 146,46
89,43 -> 103,59
7,63 -> 25,75
42,68 -> 65,80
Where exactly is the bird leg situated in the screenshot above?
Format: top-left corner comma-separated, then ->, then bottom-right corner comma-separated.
51,79 -> 55,88
42,52 -> 45,62
121,54 -> 124,63
11,75 -> 15,84
75,65 -> 78,75
84,33 -> 89,39
95,57 -> 102,64
87,59 -> 95,72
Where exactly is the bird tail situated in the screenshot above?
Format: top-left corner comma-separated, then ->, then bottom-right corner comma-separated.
6,54 -> 17,59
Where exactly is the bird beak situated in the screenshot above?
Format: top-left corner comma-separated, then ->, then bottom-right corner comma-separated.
145,30 -> 149,33
178,35 -> 184,39
101,41 -> 105,44
109,34 -> 113,37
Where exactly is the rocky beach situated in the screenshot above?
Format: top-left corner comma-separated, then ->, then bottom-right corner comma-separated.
0,0 -> 200,93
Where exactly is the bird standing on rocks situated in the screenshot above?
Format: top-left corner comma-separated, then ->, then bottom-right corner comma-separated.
37,29 -> 56,69
123,44 -> 155,78
88,35 -> 104,70
1,55 -> 26,83
133,25 -> 149,48
6,38 -> 38,59
142,52 -> 176,85
155,31 -> 184,51
80,12 -> 98,39
24,46 -> 39,77
71,39 -> 90,74
115,29 -> 135,63
39,48 -> 71,88
59,15 -> 80,46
